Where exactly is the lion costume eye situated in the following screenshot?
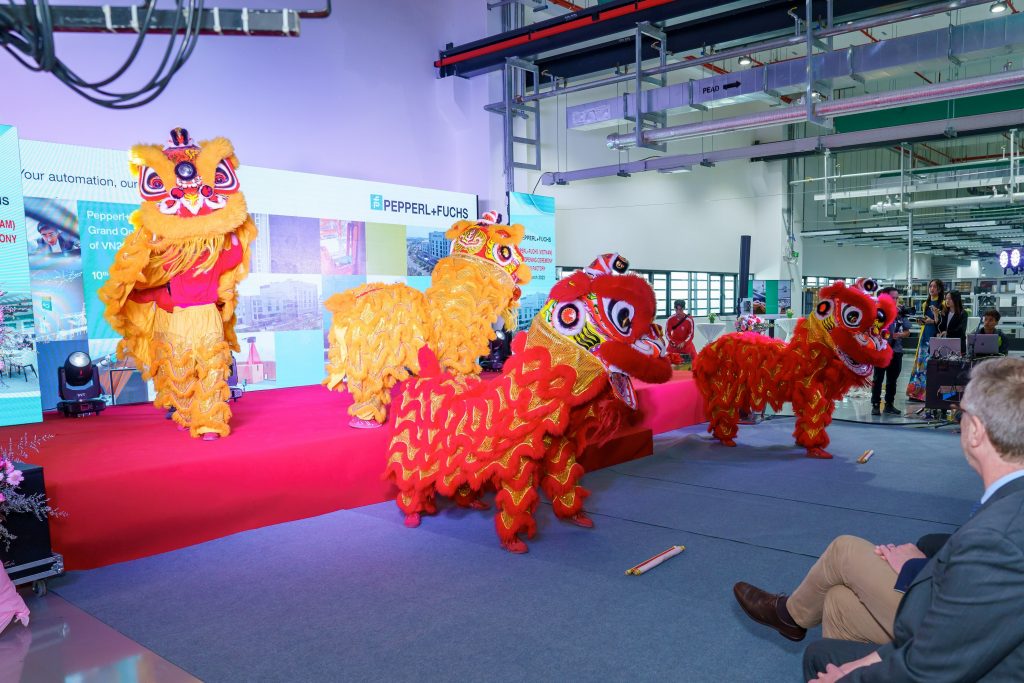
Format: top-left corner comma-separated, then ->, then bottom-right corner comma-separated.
491,243 -> 515,266
815,299 -> 834,320
552,301 -> 586,336
138,166 -> 168,200
841,304 -> 864,328
602,298 -> 634,335
213,159 -> 239,192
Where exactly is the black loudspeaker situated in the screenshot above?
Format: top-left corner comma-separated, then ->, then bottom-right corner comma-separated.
0,463 -> 55,571
738,235 -> 752,314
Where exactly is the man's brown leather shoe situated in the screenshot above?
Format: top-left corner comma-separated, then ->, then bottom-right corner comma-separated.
733,582 -> 807,641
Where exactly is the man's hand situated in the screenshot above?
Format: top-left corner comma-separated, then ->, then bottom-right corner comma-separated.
808,652 -> 882,683
810,663 -> 846,682
874,543 -> 926,574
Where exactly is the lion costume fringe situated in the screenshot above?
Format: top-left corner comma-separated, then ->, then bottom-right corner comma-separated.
98,128 -> 257,439
324,211 -> 531,426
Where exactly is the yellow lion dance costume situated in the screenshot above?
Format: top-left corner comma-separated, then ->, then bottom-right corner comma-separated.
324,210 -> 531,427
98,127 -> 257,440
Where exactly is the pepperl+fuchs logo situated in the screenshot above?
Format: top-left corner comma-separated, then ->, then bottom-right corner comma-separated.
369,193 -> 469,220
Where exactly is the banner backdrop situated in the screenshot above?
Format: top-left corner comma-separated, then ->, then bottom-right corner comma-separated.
508,192 -> 557,328
0,126 -> 43,426
17,139 -> 478,411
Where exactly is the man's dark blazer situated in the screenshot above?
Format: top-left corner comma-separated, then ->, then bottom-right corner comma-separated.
848,474 -> 1024,681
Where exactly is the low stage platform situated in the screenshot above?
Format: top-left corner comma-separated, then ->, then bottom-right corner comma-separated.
2,371 -> 704,569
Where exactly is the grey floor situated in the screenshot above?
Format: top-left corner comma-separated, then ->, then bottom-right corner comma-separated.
1,405 -> 976,683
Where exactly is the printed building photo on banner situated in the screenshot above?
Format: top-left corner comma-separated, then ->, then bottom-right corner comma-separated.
236,273 -> 323,333
0,290 -> 40,399
267,214 -> 321,274
406,224 -> 450,276
235,332 -> 277,392
320,219 -> 365,275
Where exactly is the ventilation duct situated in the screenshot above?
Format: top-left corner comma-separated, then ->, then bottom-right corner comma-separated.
606,69 -> 1024,149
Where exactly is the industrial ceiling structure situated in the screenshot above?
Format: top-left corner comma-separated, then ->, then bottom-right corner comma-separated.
442,0 -> 1024,267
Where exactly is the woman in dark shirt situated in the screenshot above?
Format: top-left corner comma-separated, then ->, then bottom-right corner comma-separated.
937,291 -> 968,353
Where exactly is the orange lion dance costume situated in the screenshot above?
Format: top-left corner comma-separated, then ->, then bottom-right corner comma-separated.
384,254 -> 673,553
693,278 -> 896,459
99,128 -> 257,440
324,211 -> 531,428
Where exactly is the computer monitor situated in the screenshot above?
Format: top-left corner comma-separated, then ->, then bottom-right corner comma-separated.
968,333 -> 999,356
929,337 -> 962,358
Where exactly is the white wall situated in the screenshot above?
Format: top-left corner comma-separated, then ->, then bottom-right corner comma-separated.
801,241 -> 932,281
507,83 -> 792,278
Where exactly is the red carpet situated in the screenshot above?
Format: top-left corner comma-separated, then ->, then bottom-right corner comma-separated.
1,373 -> 703,569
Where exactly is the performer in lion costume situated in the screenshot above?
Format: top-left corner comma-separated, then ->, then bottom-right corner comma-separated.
324,210 -> 531,427
98,128 -> 257,440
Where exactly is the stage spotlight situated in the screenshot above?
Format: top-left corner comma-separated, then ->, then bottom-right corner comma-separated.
738,55 -> 753,66
991,1 -> 1008,13
1012,248 -> 1022,270
56,351 -> 107,417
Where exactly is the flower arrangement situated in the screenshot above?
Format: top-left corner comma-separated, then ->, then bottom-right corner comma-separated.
707,312 -> 718,324
785,308 -> 795,318
735,314 -> 770,334
1,435 -> 58,550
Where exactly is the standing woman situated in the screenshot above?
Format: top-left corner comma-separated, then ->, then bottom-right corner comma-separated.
937,290 -> 968,353
906,278 -> 945,401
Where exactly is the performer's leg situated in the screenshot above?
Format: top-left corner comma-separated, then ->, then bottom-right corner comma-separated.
541,437 -> 591,525
792,383 -> 835,458
165,305 -> 232,439
494,459 -> 539,553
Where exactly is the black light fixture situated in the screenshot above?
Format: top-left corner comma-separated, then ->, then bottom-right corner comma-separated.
991,1 -> 1009,13
999,247 -> 1022,275
56,351 -> 106,417
738,55 -> 753,66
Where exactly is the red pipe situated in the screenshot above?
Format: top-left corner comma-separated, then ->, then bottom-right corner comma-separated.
435,0 -> 678,69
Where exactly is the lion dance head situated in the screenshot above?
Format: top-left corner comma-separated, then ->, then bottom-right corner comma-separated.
442,210 -> 531,330
808,277 -> 897,376
128,127 -> 254,276
529,253 -> 672,409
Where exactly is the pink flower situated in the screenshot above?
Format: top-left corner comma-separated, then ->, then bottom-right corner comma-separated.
6,469 -> 22,487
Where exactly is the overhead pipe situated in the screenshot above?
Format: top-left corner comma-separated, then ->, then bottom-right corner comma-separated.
870,192 -> 1024,213
607,69 -> 1024,149
483,0 -> 993,109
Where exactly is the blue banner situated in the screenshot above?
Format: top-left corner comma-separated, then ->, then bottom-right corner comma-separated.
0,126 -> 42,426
508,192 -> 556,328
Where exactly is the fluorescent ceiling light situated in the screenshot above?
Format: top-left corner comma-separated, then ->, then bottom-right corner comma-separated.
944,220 -> 996,228
961,225 -> 1013,232
863,226 -> 908,233
802,229 -> 841,237
657,166 -> 692,174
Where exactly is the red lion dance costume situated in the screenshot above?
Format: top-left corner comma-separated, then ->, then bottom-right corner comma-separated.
384,254 -> 672,553
324,211 -> 530,428
694,278 -> 895,459
99,128 -> 257,440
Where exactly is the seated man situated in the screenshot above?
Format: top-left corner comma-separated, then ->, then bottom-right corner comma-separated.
973,308 -> 1009,357
802,356 -> 1024,682
734,531 -> 948,645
